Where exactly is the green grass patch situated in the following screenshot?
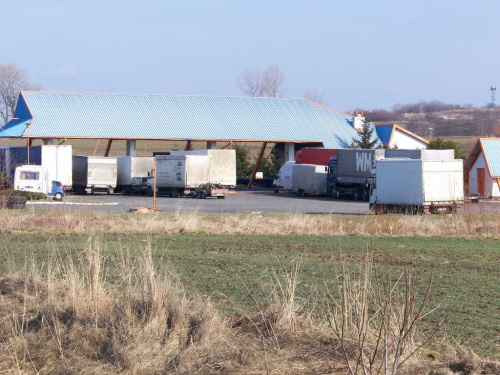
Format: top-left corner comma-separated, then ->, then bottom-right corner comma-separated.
1,233 -> 498,358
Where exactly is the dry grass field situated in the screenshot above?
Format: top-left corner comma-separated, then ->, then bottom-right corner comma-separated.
1,210 -> 499,374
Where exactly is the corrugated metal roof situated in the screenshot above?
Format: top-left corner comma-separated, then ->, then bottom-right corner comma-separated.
0,91 -> 366,149
0,118 -> 30,137
481,138 -> 500,177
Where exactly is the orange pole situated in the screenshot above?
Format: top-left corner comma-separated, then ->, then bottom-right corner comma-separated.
184,140 -> 192,151
153,158 -> 157,210
27,138 -> 31,164
247,142 -> 267,189
93,139 -> 100,155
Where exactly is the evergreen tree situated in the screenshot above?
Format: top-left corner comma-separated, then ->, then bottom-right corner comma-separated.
233,144 -> 253,178
353,122 -> 379,149
428,138 -> 462,159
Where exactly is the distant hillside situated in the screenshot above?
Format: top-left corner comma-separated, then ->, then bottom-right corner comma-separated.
365,106 -> 500,139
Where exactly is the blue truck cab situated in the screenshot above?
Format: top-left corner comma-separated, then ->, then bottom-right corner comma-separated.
49,181 -> 65,201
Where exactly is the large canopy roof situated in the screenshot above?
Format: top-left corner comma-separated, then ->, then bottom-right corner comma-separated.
1,91 -> 362,148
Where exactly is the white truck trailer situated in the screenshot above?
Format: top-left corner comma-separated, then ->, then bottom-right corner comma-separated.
41,145 -> 73,191
292,164 -> 328,197
116,156 -> 155,195
170,149 -> 237,186
369,159 -> 464,214
72,156 -> 117,194
148,155 -> 229,199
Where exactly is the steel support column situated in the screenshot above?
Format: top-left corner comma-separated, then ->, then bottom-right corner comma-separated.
104,139 -> 113,157
126,139 -> 136,157
248,142 -> 267,189
184,140 -> 192,151
284,142 -> 295,162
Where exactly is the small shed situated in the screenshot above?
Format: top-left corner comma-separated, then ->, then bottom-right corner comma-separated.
375,123 -> 429,149
464,138 -> 500,198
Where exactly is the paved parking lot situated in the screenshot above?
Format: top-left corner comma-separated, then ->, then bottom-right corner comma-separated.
27,189 -> 371,214
26,189 -> 500,215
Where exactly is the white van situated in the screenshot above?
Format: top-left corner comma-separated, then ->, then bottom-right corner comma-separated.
272,161 -> 295,193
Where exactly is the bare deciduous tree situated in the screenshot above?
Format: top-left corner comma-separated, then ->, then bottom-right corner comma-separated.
0,64 -> 40,125
303,89 -> 324,104
237,65 -> 285,98
262,65 -> 285,97
238,68 -> 265,97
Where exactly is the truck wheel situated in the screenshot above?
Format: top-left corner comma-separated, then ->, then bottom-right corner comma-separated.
217,196 -> 225,199
297,189 -> 304,197
273,186 -> 279,194
54,192 -> 63,201
353,188 -> 361,201
330,187 -> 338,199
146,187 -> 153,197
197,191 -> 207,199
361,188 -> 369,201
171,189 -> 179,198
122,187 -> 131,196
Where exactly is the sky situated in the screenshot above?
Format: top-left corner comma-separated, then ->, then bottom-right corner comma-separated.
3,1 -> 500,112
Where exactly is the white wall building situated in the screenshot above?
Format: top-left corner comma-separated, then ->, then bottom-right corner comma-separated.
465,138 -> 500,197
375,123 -> 429,150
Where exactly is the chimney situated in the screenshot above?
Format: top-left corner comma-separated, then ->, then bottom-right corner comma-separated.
353,111 -> 365,131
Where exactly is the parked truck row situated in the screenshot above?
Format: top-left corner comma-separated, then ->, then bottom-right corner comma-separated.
9,146 -> 237,201
5,143 -> 464,213
273,147 -> 463,214
148,150 -> 236,198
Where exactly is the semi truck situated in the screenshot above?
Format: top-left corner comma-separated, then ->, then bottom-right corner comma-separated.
14,165 -> 65,201
116,156 -> 155,195
147,155 -> 229,199
41,145 -> 73,191
327,149 -> 385,201
292,164 -> 328,197
369,159 -> 464,214
295,148 -> 338,166
72,156 -> 117,194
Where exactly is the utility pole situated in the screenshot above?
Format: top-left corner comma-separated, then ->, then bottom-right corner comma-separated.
491,85 -> 496,108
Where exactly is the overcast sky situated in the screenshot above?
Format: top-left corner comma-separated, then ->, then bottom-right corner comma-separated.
3,1 -> 500,112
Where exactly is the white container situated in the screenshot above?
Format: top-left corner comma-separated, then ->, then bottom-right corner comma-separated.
73,156 -> 117,193
170,149 -> 236,186
117,157 -> 154,186
384,149 -> 455,160
41,145 -> 73,189
371,159 -> 464,206
155,155 -> 211,188
292,164 -> 328,196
